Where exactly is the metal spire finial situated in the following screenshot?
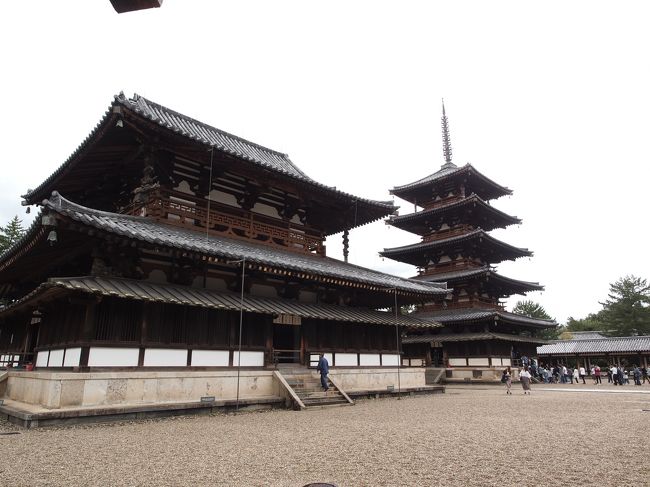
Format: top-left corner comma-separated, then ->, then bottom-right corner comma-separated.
441,99 -> 453,165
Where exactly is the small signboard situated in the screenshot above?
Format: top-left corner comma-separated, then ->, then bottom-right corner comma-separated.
200,396 -> 215,403
386,385 -> 395,392
273,314 -> 302,325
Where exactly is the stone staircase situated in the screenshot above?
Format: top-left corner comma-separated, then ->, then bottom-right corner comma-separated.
425,367 -> 446,385
275,367 -> 354,409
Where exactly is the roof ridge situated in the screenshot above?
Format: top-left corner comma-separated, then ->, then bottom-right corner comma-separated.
123,93 -> 292,159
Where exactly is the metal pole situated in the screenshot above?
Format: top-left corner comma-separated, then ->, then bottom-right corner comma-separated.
235,257 -> 246,412
394,288 -> 401,399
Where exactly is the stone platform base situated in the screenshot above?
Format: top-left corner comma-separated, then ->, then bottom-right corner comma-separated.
0,396 -> 283,429
443,367 -> 520,384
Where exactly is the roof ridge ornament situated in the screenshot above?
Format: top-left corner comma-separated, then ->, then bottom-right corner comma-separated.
441,99 -> 456,169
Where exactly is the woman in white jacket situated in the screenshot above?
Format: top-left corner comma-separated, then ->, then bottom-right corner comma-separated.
573,367 -> 580,384
520,366 -> 532,395
579,366 -> 587,384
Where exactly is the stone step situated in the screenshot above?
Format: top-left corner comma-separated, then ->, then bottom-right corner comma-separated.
302,397 -> 349,406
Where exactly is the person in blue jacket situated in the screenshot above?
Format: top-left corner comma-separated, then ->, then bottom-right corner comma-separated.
317,353 -> 329,391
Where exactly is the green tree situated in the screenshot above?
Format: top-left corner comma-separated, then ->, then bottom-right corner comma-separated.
565,313 -> 604,332
598,275 -> 650,336
0,216 -> 26,254
511,300 -> 561,340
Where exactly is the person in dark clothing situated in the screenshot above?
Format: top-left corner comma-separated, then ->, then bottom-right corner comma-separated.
317,353 -> 330,391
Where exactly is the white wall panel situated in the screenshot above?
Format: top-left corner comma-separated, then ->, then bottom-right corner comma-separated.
359,354 -> 381,366
48,349 -> 65,367
382,354 -> 400,366
335,353 -> 358,366
449,358 -> 467,367
191,350 -> 229,367
233,351 -> 264,367
36,351 -> 49,367
502,358 -> 511,366
491,358 -> 503,367
64,347 -> 82,367
468,358 -> 490,366
144,348 -> 187,367
88,347 -> 139,367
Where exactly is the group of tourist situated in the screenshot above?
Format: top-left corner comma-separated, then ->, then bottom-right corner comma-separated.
502,362 -> 650,394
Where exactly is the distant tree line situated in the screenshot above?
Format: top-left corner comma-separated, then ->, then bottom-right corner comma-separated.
513,275 -> 650,339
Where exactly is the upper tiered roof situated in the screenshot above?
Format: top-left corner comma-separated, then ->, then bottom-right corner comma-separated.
380,229 -> 532,267
387,194 -> 521,235
22,93 -> 395,235
390,162 -> 512,206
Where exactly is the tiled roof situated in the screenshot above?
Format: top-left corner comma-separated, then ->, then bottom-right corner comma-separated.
403,332 -> 548,344
391,163 -> 512,195
537,336 -> 650,355
381,229 -> 532,259
415,266 -> 543,292
0,276 -> 442,329
23,93 -> 395,213
36,193 -> 447,296
562,331 -> 606,340
388,194 -> 520,227
415,308 -> 557,328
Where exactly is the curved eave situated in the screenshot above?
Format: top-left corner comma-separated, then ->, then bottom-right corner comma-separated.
390,164 -> 512,205
403,332 -> 549,345
0,210 -> 48,274
387,194 -> 521,235
381,230 -> 533,266
415,309 -> 557,329
22,94 -> 397,227
416,267 -> 544,294
39,193 -> 447,297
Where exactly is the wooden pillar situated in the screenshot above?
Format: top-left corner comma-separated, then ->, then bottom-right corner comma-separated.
139,303 -> 150,367
79,301 -> 97,368
265,321 -> 273,366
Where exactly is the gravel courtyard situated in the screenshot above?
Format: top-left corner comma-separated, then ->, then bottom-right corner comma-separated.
1,385 -> 648,486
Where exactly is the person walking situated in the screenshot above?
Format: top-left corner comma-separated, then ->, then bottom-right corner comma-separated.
572,367 -> 579,384
594,365 -> 602,384
520,366 -> 532,395
502,367 -> 512,395
643,367 -> 649,385
579,365 -> 586,384
610,365 -> 618,385
633,366 -> 642,386
317,353 -> 330,392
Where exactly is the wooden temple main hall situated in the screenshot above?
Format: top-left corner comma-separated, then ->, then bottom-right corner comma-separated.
0,93 -> 449,423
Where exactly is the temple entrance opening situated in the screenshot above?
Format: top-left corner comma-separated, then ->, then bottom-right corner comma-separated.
273,323 -> 302,364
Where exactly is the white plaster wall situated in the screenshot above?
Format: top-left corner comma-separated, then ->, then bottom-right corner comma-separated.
309,353 -> 333,367
233,351 -> 264,367
449,358 -> 467,367
36,351 -> 49,367
382,354 -> 400,366
48,349 -> 65,367
64,348 -> 82,367
468,358 -> 490,366
88,348 -> 139,367
144,349 -> 188,367
191,350 -> 229,367
251,202 -> 279,218
359,354 -> 381,366
335,353 -> 358,366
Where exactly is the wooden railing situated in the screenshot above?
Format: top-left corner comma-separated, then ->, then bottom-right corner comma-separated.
273,349 -> 301,365
124,188 -> 325,256
422,224 -> 474,242
419,259 -> 485,276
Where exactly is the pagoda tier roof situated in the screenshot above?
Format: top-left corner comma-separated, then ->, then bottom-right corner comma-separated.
415,308 -> 557,329
537,336 -> 650,355
390,162 -> 512,206
0,276 -> 442,330
23,93 -> 395,234
415,266 -> 544,295
387,194 -> 521,235
403,332 -> 549,345
0,193 -> 447,298
380,229 -> 532,266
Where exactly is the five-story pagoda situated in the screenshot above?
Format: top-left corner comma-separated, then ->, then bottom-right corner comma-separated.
382,103 -> 555,375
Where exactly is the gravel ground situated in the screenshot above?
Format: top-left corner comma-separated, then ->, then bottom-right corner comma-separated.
1,385 -> 648,486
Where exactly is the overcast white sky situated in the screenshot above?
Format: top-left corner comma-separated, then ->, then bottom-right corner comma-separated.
1,1 -> 649,324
